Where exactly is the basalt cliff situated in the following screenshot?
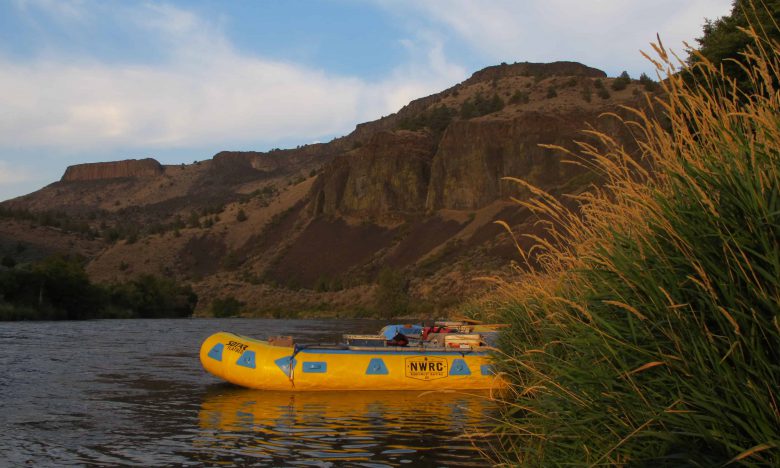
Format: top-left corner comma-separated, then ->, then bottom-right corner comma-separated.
0,61 -> 656,316
62,158 -> 164,182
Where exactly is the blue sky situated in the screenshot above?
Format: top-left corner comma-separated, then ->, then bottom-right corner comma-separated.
0,0 -> 732,202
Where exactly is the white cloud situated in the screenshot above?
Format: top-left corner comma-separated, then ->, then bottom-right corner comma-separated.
0,2 -> 464,154
371,32 -> 467,113
377,0 -> 733,76
1,0 -> 737,203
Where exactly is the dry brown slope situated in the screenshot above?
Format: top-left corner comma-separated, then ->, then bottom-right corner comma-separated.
1,61 -> 657,316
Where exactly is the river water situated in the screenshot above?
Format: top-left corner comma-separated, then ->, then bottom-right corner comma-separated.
0,318 -> 499,467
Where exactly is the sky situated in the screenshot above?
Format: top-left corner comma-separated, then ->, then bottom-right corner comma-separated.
0,0 -> 733,202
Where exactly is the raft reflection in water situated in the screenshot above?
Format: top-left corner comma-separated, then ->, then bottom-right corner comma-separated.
196,386 -> 497,466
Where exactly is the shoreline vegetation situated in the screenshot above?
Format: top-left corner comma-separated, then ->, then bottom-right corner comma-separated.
0,255 -> 429,321
0,255 -> 196,320
482,7 -> 780,466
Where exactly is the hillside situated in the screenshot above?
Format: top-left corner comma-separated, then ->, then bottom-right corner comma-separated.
0,61 -> 657,316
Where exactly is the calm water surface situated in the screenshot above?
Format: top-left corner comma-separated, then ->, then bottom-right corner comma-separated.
0,319 -> 498,466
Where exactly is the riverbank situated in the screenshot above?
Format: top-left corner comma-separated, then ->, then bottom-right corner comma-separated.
0,255 -> 196,320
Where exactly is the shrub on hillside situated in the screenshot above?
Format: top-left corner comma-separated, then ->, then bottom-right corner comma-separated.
639,72 -> 660,92
221,251 -> 243,270
580,82 -> 592,102
125,230 -> 138,244
460,93 -> 505,119
374,267 -> 409,319
187,211 -> 201,229
211,296 -> 243,318
611,70 -> 631,90
398,105 -> 455,133
509,90 -> 529,104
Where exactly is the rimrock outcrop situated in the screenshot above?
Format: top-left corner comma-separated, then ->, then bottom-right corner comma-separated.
61,158 -> 163,182
311,130 -> 437,215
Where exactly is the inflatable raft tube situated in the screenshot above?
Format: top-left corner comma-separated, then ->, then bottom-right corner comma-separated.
200,331 -> 505,391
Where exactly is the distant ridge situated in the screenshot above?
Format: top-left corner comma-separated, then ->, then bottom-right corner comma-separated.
2,61 -> 658,316
464,61 -> 607,85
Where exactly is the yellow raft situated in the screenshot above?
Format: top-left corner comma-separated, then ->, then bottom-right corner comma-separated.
200,331 -> 505,391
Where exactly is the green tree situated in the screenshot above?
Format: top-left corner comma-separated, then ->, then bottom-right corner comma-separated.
125,230 -> 139,244
459,99 -> 477,119
460,93 -> 504,119
314,275 -> 330,292
374,268 -> 409,318
509,90 -> 529,104
0,256 -> 101,319
427,105 -> 455,132
36,256 -> 104,319
581,82 -> 593,102
187,210 -> 201,228
1,256 -> 16,269
691,0 -> 780,93
211,296 -> 243,317
0,256 -> 196,320
108,274 -> 196,318
611,71 -> 631,90
639,72 -> 660,92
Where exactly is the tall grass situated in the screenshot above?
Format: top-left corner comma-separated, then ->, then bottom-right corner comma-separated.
488,26 -> 780,466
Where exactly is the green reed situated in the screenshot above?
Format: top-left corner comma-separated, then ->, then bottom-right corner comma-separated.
487,26 -> 780,466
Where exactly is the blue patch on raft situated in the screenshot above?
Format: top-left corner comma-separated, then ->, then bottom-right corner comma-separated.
366,358 -> 389,375
274,356 -> 297,376
303,361 -> 327,373
236,350 -> 256,369
450,358 -> 471,376
208,343 -> 224,362
480,364 -> 494,376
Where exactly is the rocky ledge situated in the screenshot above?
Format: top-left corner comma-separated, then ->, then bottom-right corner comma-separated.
61,158 -> 163,182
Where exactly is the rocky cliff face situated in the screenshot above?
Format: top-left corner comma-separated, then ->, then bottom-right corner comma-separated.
426,111 -> 601,210
61,158 -> 163,181
212,142 -> 344,175
311,130 -> 437,215
313,110 -> 619,215
312,62 -> 645,216
212,151 -> 281,173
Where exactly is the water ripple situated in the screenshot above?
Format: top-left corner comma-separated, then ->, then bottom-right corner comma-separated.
0,318 -> 498,466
